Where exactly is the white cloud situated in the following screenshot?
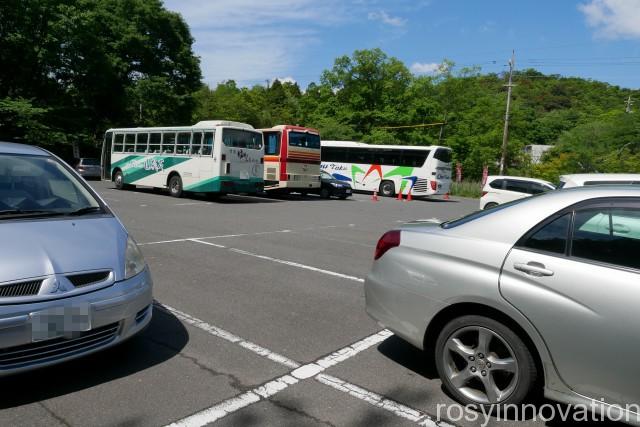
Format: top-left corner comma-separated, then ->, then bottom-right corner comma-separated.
410,62 -> 441,74
367,10 -> 407,27
579,0 -> 640,39
163,0 -> 345,86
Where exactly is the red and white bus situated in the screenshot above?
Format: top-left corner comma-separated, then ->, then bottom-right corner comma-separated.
261,125 -> 321,193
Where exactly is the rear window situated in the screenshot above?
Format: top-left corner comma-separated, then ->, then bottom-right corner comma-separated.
441,197 -> 531,229
81,158 -> 99,166
433,148 -> 452,163
222,129 -> 263,150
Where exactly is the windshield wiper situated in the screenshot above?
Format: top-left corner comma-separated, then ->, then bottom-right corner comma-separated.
66,206 -> 103,216
0,209 -> 64,219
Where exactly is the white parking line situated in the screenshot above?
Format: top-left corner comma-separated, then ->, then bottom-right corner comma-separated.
174,202 -> 211,206
226,247 -> 365,283
166,328 -> 391,427
156,303 -> 453,427
188,239 -> 226,248
316,374 -> 451,427
138,229 -> 291,246
155,303 -> 299,368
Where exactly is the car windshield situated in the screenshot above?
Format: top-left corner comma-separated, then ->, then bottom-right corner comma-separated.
321,171 -> 332,179
81,158 -> 100,166
441,195 -> 535,229
0,153 -> 102,219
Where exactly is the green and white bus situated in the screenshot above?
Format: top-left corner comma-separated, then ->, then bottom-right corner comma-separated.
321,140 -> 452,197
101,121 -> 264,197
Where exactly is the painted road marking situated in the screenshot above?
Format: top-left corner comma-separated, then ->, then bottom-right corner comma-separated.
166,329 -> 392,427
227,247 -> 365,283
174,202 -> 212,206
188,239 -> 226,248
155,303 -> 299,368
316,374 -> 452,427
138,229 -> 292,246
156,303 -> 454,427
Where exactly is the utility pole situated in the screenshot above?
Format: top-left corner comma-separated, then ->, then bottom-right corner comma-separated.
625,95 -> 633,113
139,103 -> 142,122
438,113 -> 447,144
499,50 -> 515,175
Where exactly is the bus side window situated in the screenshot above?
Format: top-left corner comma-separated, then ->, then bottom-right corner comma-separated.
136,133 -> 148,153
266,133 -> 279,155
125,134 -> 136,153
176,132 -> 191,155
191,132 -> 202,155
149,133 -> 161,153
113,134 -> 124,152
162,132 -> 176,154
202,132 -> 214,155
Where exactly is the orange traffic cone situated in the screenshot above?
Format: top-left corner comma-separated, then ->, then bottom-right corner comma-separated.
396,191 -> 403,201
405,192 -> 412,202
444,192 -> 450,200
372,191 -> 378,202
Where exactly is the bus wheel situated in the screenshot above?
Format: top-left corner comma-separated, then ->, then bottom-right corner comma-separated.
114,171 -> 125,190
169,175 -> 183,198
379,181 -> 395,197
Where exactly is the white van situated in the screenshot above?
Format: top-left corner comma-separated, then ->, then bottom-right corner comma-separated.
559,174 -> 640,188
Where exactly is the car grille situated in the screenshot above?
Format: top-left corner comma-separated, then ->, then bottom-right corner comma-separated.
0,280 -> 42,298
413,178 -> 430,193
0,322 -> 120,370
66,271 -> 110,288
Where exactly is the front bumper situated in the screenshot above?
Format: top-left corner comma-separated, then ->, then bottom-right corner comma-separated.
0,268 -> 153,376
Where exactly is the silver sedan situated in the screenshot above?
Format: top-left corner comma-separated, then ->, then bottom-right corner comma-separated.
365,186 -> 640,421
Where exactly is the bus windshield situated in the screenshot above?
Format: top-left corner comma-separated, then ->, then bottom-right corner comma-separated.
289,132 -> 320,149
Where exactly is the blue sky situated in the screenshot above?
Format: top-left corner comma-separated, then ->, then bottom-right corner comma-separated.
163,0 -> 640,90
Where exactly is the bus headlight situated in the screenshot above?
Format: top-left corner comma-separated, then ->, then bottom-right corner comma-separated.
125,236 -> 146,279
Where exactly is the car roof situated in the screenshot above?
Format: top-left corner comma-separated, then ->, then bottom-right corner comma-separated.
444,186 -> 640,244
560,173 -> 640,183
0,141 -> 49,156
485,175 -> 554,186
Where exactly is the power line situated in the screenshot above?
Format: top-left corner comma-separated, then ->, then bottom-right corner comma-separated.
377,122 -> 445,130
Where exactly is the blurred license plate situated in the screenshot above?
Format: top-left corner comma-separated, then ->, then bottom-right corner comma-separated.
31,304 -> 91,342
346,189 -> 352,194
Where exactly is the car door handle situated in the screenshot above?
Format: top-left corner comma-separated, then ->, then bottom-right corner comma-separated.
514,262 -> 554,277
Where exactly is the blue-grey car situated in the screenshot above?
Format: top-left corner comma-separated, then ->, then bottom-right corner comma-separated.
0,141 -> 153,376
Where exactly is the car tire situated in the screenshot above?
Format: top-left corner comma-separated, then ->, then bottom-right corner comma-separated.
379,181 -> 395,197
320,188 -> 331,199
169,175 -> 183,198
435,315 -> 537,409
484,202 -> 499,210
114,171 -> 125,190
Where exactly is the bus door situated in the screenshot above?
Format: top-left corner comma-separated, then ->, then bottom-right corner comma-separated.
263,131 -> 281,189
197,131 -> 214,177
101,132 -> 113,180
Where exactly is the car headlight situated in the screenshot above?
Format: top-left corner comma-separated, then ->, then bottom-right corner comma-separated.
331,182 -> 341,188
125,236 -> 146,279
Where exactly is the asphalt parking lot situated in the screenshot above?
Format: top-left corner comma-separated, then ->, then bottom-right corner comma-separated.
0,182 -> 570,427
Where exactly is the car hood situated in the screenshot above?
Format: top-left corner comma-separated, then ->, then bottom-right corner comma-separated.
0,216 -> 127,283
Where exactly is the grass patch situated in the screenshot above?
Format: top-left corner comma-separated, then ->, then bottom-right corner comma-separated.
449,181 -> 483,198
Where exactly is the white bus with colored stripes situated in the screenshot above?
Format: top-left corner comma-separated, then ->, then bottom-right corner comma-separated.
101,121 -> 264,198
320,141 -> 452,197
261,125 -> 321,193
